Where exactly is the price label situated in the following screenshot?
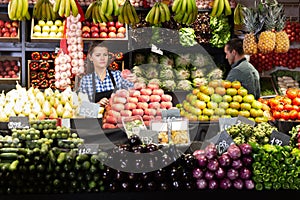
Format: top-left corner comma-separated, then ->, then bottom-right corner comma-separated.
208,130 -> 234,155
219,117 -> 237,132
8,116 -> 30,129
139,130 -> 159,144
269,130 -> 290,146
161,109 -> 180,119
79,101 -> 100,118
236,115 -> 255,126
78,144 -> 99,155
151,44 -> 163,55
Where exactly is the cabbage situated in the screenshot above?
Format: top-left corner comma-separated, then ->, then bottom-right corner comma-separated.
132,65 -> 143,77
174,53 -> 191,69
136,77 -> 148,84
148,78 -> 161,86
159,55 -> 174,67
191,53 -> 209,68
161,80 -> 176,91
191,68 -> 204,79
147,53 -> 159,64
145,65 -> 159,79
175,69 -> 190,80
160,68 -> 175,80
133,53 -> 145,65
176,80 -> 193,91
192,77 -> 208,88
208,69 -> 223,80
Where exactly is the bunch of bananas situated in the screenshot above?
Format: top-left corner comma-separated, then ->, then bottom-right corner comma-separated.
233,3 -> 244,25
210,0 -> 232,17
53,0 -> 79,18
8,0 -> 30,21
85,0 -> 119,23
33,0 -> 58,21
171,0 -> 198,25
145,2 -> 171,25
118,0 -> 140,25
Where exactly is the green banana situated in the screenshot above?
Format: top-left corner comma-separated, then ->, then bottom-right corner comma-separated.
45,2 -> 51,20
186,0 -> 192,14
70,0 -> 79,17
106,0 -> 114,15
101,0 -> 108,14
130,2 -> 140,24
215,0 -> 224,17
161,2 -> 170,21
175,0 -> 183,14
153,3 -> 160,24
41,1 -> 47,20
85,1 -> 95,19
16,0 -> 23,20
145,4 -> 155,24
210,0 -> 219,17
158,3 -> 166,23
171,0 -> 180,12
126,3 -> 135,25
112,0 -> 119,16
58,0 -> 65,17
123,2 -> 130,24
65,0 -> 71,17
180,0 -> 187,14
53,0 -> 61,13
224,0 -> 232,16
174,11 -> 184,23
181,12 -> 189,24
118,5 -> 125,23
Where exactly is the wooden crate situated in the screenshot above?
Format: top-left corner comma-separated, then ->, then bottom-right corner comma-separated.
0,56 -> 21,82
30,18 -> 63,42
0,14 -> 20,42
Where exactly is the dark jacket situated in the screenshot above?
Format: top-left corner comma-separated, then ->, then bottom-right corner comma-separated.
226,58 -> 260,99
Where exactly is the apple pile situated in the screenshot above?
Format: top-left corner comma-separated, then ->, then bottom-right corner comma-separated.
81,20 -> 126,39
32,19 -> 64,38
177,79 -> 270,123
0,19 -> 18,38
102,82 -> 175,129
0,59 -> 19,78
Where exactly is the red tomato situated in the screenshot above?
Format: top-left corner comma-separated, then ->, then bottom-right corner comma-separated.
290,110 -> 298,120
275,104 -> 284,111
284,104 -> 293,111
280,111 -> 290,121
272,111 -> 281,120
292,105 -> 300,112
286,88 -> 298,99
293,97 -> 300,106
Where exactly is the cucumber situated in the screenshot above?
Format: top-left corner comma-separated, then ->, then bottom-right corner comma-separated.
76,154 -> 89,163
48,150 -> 56,164
82,160 -> 91,171
0,163 -> 10,172
0,152 -> 19,161
0,147 -> 20,153
57,152 -> 66,165
9,160 -> 19,171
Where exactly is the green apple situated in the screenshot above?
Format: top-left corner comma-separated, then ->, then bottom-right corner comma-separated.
46,20 -> 54,26
55,19 -> 63,27
56,32 -> 63,38
50,25 -> 58,33
58,26 -> 64,33
33,25 -> 41,32
33,32 -> 42,37
42,25 -> 50,33
49,32 -> 56,37
38,20 -> 46,26
41,32 -> 49,37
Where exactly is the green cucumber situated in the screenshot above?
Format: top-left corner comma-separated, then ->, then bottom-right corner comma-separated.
57,152 -> 66,165
0,152 -> 19,161
9,160 -> 19,171
76,154 -> 89,163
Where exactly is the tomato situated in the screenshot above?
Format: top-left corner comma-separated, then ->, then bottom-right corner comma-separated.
292,105 -> 300,112
272,111 -> 281,120
290,110 -> 298,120
269,98 -> 280,108
281,97 -> 292,105
286,88 -> 298,99
284,104 -> 293,111
280,111 -> 290,121
275,104 -> 284,111
292,97 -> 300,106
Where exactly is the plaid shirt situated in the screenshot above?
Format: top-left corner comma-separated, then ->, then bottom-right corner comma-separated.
79,70 -> 134,100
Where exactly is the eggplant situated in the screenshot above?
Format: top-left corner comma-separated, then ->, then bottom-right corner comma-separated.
159,182 -> 170,191
171,180 -> 182,190
108,182 -> 120,192
134,182 -> 144,191
184,181 -> 197,190
154,168 -> 166,181
114,170 -> 125,182
128,134 -> 143,147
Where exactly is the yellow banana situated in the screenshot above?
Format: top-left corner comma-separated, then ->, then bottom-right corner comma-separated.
171,0 -> 180,12
216,0 -> 224,17
158,3 -> 166,23
126,3 -> 135,25
70,0 -> 79,17
16,0 -> 22,20
123,2 -> 130,24
45,2 -> 51,20
106,0 -> 113,15
118,5 -> 125,23
224,0 -> 232,16
101,0 -> 108,14
85,1 -> 95,19
130,2 -> 140,24
153,4 -> 160,25
112,0 -> 119,16
65,0 -> 70,17
53,0 -> 61,13
8,0 -> 16,20
233,3 -> 240,25
105,12 -> 114,22
181,12 -> 189,24
58,0 -> 66,17
210,0 -> 219,17
49,3 -> 57,21
239,4 -> 244,24
174,11 -> 184,23
161,2 -> 170,21
186,0 -> 192,14
93,3 -> 100,23
22,0 -> 29,18
25,10 -> 31,20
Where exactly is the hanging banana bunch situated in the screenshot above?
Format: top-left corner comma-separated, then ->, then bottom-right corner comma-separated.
8,0 -> 31,21
210,0 -> 232,17
53,0 -> 79,18
85,0 -> 120,23
118,0 -> 140,26
145,2 -> 171,25
171,0 -> 198,25
233,3 -> 244,25
33,0 -> 58,21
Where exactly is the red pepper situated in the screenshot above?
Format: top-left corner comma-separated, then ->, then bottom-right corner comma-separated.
49,79 -> 56,89
39,61 -> 50,71
29,62 -> 39,71
51,52 -> 58,59
39,79 -> 49,89
31,79 -> 40,87
115,52 -> 124,61
41,52 -> 51,60
37,71 -> 46,80
47,69 -> 55,79
31,52 -> 41,60
109,61 -> 119,70
30,71 -> 38,79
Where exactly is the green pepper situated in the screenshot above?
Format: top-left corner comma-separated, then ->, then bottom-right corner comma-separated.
282,182 -> 290,190
278,176 -> 285,184
255,183 -> 264,191
264,182 -> 272,190
263,174 -> 270,182
287,176 -> 294,184
284,157 -> 294,165
273,182 -> 281,190
263,144 -> 278,152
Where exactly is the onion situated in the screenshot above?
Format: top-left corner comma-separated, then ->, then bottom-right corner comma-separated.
192,168 -> 204,179
226,168 -> 239,180
208,179 -> 218,189
239,167 -> 252,180
239,143 -> 252,155
196,178 -> 207,189
227,144 -> 241,160
204,170 -> 215,180
242,156 -> 253,167
207,159 -> 219,171
218,152 -> 232,167
231,159 -> 243,169
233,178 -> 244,190
244,179 -> 255,190
193,149 -> 205,157
204,143 -> 217,160
196,154 -> 207,167
219,178 -> 232,190
214,167 -> 226,179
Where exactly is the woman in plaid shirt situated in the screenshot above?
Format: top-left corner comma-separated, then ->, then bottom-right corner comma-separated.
79,41 -> 136,106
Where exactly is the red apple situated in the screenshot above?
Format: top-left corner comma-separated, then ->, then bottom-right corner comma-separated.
108,26 -> 117,33
116,32 -> 125,38
5,66 -> 11,72
8,71 -> 15,76
90,26 -> 99,33
5,21 -> 11,29
82,26 -> 90,33
3,32 -> 10,37
10,32 -> 18,37
10,60 -> 17,66
82,31 -> 90,38
99,26 -> 108,33
99,22 -> 107,27
115,21 -> 124,29
11,21 -> 18,28
4,75 -> 10,78
2,27 -> 8,33
11,74 -> 18,78
0,20 -> 4,28
107,21 -> 115,27
124,103 -> 137,110
0,32 -> 2,37
91,21 -> 99,27
3,60 -> 10,67
118,27 -> 126,33
108,32 -> 116,38
91,32 -> 99,38
13,65 -> 19,72
99,32 -> 108,38
0,75 -> 3,78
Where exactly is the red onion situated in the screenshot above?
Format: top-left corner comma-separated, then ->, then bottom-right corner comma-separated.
233,178 -> 244,189
204,143 -> 217,160
193,149 -> 205,156
218,152 -> 232,167
244,179 -> 255,190
214,167 -> 226,179
239,143 -> 252,155
242,156 -> 254,166
192,168 -> 204,179
207,159 -> 219,171
196,178 -> 207,189
226,168 -> 239,180
208,179 -> 219,189
231,159 -> 243,169
196,154 -> 208,168
227,144 -> 241,160
204,170 -> 215,180
219,178 -> 232,190
239,167 -> 252,180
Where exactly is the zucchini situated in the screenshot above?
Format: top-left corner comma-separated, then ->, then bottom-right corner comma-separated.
0,147 -> 20,153
82,160 -> 91,171
76,154 -> 89,163
0,152 -> 19,162
9,160 -> 19,171
0,163 -> 10,172
48,150 -> 56,164
57,152 -> 66,165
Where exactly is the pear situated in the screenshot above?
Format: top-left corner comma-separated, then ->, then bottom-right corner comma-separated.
64,102 -> 73,112
31,100 -> 41,115
13,101 -> 24,115
28,113 -> 37,121
37,112 -> 46,120
0,112 -> 8,122
42,100 -> 51,116
49,107 -> 58,119
35,91 -> 45,105
60,95 -> 69,106
44,88 -> 54,101
23,103 -> 32,116
62,109 -> 73,118
56,104 -> 64,117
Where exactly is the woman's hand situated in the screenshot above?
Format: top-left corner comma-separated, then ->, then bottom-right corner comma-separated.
98,97 -> 109,107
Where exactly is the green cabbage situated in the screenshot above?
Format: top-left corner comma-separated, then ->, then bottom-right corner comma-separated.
175,69 -> 191,80
176,80 -> 193,91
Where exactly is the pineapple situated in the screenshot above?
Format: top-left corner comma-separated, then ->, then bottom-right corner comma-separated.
242,7 -> 259,55
274,11 -> 290,53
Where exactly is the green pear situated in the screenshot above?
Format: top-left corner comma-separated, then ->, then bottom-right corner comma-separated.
56,104 -> 64,117
42,100 -> 51,116
31,100 -> 41,115
62,109 -> 73,118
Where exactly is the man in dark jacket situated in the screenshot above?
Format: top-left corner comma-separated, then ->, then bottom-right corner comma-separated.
224,38 -> 261,99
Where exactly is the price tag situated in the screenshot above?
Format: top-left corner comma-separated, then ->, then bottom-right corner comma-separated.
269,130 -> 290,146
236,115 -> 255,126
208,130 -> 234,155
78,144 -> 99,155
218,117 -> 237,132
79,101 -> 100,118
161,109 -> 180,119
8,116 -> 30,129
139,130 -> 159,144
151,44 -> 163,55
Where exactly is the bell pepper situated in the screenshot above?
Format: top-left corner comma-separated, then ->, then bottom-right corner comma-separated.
31,52 -> 41,60
39,79 -> 49,89
30,71 -> 38,79
38,71 -> 46,80
109,61 -> 119,70
29,62 -> 39,71
49,79 -> 56,89
51,52 -> 58,59
31,79 -> 40,87
47,69 -> 55,79
115,52 -> 124,61
41,52 -> 51,60
39,61 -> 50,71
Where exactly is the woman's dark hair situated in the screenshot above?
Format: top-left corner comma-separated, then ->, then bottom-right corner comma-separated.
225,38 -> 244,55
85,41 -> 109,74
